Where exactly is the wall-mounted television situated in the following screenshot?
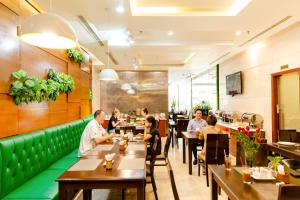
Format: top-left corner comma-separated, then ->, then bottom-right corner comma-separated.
226,71 -> 242,96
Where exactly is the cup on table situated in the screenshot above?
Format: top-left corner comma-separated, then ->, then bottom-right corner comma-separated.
123,135 -> 129,143
105,154 -> 114,170
119,140 -> 126,151
196,128 -> 200,136
242,168 -> 252,183
224,155 -> 232,171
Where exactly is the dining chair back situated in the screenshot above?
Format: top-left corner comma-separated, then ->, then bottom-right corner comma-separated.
176,119 -> 189,138
204,134 -> 229,186
277,184 -> 300,200
166,157 -> 180,200
147,135 -> 159,200
154,133 -> 172,166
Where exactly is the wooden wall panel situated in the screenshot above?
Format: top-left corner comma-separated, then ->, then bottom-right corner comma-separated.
80,100 -> 91,118
68,62 -> 81,102
0,3 -> 19,93
20,42 -> 50,79
0,94 -> 18,137
80,70 -> 90,100
18,102 -> 49,134
68,102 -> 80,121
0,1 -> 92,139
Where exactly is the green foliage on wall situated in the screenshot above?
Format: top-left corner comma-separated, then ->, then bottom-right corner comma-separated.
9,68 -> 74,105
66,49 -> 85,63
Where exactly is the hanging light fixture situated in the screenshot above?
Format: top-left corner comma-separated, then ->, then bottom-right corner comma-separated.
20,0 -> 77,49
99,8 -> 119,81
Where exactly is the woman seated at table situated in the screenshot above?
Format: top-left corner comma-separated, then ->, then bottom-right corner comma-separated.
198,114 -> 221,174
108,108 -> 121,134
144,115 -> 161,157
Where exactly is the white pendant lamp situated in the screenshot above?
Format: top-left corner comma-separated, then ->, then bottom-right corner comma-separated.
99,69 -> 119,81
20,13 -> 77,49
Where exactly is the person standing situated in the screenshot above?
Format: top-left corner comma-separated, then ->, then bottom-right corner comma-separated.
78,110 -> 115,157
187,109 -> 208,165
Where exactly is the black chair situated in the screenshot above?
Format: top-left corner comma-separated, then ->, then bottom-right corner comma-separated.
154,133 -> 172,166
166,157 -> 180,200
278,129 -> 297,142
146,135 -> 159,200
198,134 -> 229,187
277,184 -> 300,200
175,119 -> 189,148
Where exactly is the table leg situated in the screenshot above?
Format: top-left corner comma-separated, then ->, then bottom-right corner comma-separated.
171,127 -> 174,148
58,183 -> 67,200
137,182 -> 145,200
83,189 -> 92,200
182,137 -> 186,163
188,140 -> 192,175
211,174 -> 218,200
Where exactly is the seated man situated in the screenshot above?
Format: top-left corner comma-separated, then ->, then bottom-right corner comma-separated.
187,109 -> 208,165
78,110 -> 115,157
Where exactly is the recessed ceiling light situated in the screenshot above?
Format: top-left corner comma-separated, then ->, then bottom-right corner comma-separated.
168,31 -> 174,36
235,31 -> 241,36
116,5 -> 125,13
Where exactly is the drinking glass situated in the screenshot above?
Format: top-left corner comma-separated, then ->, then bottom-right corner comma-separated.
242,168 -> 252,183
224,155 -> 232,171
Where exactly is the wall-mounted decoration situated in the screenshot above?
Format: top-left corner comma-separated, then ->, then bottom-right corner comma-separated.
66,48 -> 85,63
9,68 -> 74,105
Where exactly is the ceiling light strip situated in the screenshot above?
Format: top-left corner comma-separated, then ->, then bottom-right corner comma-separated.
78,15 -> 104,46
239,16 -> 292,47
209,52 -> 231,65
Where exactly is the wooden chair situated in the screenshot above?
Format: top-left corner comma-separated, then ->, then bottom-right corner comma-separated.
198,134 -> 229,187
154,133 -> 172,166
146,135 -> 159,200
175,119 -> 189,148
277,184 -> 300,200
166,157 -> 180,200
278,129 -> 297,142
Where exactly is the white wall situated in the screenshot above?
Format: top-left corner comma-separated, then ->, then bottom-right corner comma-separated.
219,21 -> 300,142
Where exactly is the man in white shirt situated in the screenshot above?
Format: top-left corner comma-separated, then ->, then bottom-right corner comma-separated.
78,110 -> 115,157
187,109 -> 208,165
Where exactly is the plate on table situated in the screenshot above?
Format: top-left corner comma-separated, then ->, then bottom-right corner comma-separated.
277,141 -> 296,146
251,173 -> 276,181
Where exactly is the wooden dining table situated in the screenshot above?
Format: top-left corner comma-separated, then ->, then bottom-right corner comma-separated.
182,131 -> 204,175
265,143 -> 300,162
209,165 -> 300,200
56,140 -> 147,200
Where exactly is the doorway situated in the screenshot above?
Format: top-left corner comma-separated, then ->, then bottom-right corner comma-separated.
271,68 -> 300,142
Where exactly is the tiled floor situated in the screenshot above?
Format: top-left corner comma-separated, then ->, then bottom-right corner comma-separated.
81,138 -> 228,200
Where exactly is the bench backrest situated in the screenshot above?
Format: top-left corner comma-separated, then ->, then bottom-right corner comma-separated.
0,115 -> 93,198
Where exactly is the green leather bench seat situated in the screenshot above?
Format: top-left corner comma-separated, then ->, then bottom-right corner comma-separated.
0,115 -> 93,199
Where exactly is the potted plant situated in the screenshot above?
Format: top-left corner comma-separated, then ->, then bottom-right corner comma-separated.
230,127 -> 262,167
171,99 -> 176,113
267,156 -> 284,172
193,101 -> 212,116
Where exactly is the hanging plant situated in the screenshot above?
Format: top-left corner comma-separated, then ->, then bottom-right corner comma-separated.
9,68 -> 74,105
66,48 -> 85,63
89,89 -> 94,100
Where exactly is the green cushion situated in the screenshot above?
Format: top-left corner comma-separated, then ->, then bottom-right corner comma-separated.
3,169 -> 63,200
48,156 -> 79,170
64,148 -> 79,159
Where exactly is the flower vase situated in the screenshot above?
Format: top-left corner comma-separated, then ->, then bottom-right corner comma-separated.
244,151 -> 254,168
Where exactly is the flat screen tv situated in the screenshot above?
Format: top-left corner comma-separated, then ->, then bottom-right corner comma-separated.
226,71 -> 242,96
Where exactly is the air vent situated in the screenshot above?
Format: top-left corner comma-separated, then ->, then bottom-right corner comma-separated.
239,16 -> 292,47
209,52 -> 231,65
78,15 -> 104,46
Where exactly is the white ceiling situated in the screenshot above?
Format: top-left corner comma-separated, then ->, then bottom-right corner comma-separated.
34,0 -> 300,72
